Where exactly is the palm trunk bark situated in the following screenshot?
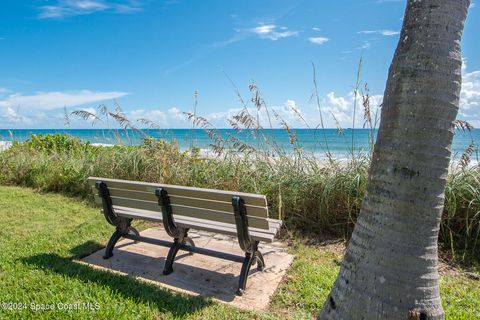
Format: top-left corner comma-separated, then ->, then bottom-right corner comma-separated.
318,1 -> 470,319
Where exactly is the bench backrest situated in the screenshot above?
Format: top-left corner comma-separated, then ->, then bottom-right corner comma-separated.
87,177 -> 270,230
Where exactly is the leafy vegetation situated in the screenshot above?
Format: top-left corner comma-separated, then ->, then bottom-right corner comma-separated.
19,133 -> 92,154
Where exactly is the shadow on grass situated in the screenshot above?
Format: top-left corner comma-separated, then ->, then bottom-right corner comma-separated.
21,253 -> 213,317
69,240 -> 105,259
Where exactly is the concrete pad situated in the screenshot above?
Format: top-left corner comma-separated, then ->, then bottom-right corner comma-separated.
81,227 -> 293,311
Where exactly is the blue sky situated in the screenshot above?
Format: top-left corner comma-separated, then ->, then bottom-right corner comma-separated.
0,0 -> 479,128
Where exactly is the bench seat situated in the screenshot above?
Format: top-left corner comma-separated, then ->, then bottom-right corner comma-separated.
113,206 -> 282,243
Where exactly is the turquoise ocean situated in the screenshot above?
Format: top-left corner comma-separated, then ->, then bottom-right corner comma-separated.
0,128 -> 478,160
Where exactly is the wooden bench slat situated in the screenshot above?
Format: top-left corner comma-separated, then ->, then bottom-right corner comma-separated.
91,185 -> 269,218
91,186 -> 154,201
267,218 -> 283,235
171,204 -> 270,230
114,207 -> 162,221
113,206 -> 280,235
113,207 -> 276,243
178,215 -> 282,238
94,195 -> 270,230
88,177 -> 267,207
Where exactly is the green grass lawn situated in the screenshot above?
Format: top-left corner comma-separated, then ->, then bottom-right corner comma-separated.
0,186 -> 479,319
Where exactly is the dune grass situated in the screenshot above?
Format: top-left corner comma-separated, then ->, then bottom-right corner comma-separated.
0,133 -> 479,262
0,186 -> 479,319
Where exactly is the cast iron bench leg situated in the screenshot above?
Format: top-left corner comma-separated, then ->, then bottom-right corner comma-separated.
128,226 -> 140,243
236,249 -> 266,296
163,233 -> 196,274
103,229 -> 124,259
255,251 -> 265,271
184,236 -> 195,255
163,239 -> 183,275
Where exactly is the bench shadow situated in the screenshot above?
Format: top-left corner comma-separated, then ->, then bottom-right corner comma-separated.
69,240 -> 104,258
23,239 -> 258,305
20,252 -> 214,317
77,245 -> 251,302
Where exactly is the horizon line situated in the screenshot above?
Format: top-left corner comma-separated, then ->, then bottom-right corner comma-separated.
0,127 -> 378,131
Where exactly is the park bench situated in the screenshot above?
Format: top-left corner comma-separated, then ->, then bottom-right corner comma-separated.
88,177 -> 282,295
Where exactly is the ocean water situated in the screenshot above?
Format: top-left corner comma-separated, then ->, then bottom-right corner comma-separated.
0,128 -> 478,160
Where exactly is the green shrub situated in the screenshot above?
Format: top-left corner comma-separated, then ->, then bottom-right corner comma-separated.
22,133 -> 92,154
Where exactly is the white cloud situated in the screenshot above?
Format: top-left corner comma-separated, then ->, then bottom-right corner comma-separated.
0,89 -> 130,128
204,100 -> 306,128
128,108 -> 145,118
190,100 -> 313,129
109,97 -> 381,130
284,99 -> 300,114
251,24 -> 275,35
168,107 -> 186,120
461,71 -> 480,110
0,106 -> 32,125
308,37 -> 329,45
318,92 -> 383,128
381,30 -> 399,36
206,108 -> 242,123
150,110 -> 167,122
139,107 -> 188,126
276,99 -> 310,127
115,103 -> 311,129
325,92 -> 351,110
127,109 -> 167,126
197,96 -> 381,129
131,106 -> 240,128
314,62 -> 480,129
458,61 -> 480,126
312,27 -> 321,32
164,100 -> 310,129
356,29 -> 397,50
248,24 -> 298,41
216,22 -> 299,48
358,30 -> 399,36
37,0 -> 145,19
0,90 -> 129,111
358,40 -> 372,50
82,107 -> 97,115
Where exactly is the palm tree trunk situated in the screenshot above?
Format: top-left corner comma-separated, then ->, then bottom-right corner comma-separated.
318,1 -> 471,319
